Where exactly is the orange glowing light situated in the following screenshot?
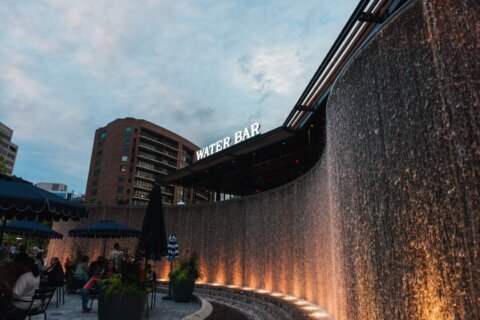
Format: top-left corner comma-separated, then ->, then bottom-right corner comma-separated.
227,285 -> 240,289
303,306 -> 319,311
282,295 -> 297,301
256,289 -> 271,294
309,310 -> 330,319
270,292 -> 283,297
295,300 -> 309,306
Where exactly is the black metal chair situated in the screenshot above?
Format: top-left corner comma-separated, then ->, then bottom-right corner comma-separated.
48,275 -> 65,308
88,285 -> 100,310
15,287 -> 56,320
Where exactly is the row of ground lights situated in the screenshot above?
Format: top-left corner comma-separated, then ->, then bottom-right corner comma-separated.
163,279 -> 332,319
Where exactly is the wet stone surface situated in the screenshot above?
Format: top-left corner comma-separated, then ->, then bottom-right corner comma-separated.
29,288 -> 201,320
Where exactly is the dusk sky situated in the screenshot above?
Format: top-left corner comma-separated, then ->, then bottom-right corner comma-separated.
0,0 -> 355,194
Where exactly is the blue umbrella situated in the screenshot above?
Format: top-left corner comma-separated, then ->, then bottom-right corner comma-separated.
0,174 -> 88,221
69,220 -> 140,258
167,234 -> 178,262
164,233 -> 179,300
0,174 -> 87,245
4,220 -> 63,240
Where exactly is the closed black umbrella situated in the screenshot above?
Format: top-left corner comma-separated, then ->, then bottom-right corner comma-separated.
69,220 -> 140,258
0,174 -> 88,245
136,182 -> 167,261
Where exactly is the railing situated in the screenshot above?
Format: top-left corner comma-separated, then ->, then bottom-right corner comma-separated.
138,142 -> 178,159
283,0 -> 410,131
140,131 -> 178,150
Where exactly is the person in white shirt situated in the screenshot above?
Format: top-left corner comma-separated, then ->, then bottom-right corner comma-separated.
0,253 -> 41,319
109,242 -> 123,268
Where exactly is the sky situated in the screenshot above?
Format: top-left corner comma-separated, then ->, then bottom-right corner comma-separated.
0,0 -> 356,194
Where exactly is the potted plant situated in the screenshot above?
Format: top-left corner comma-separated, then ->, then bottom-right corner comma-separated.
98,260 -> 148,320
169,251 -> 203,302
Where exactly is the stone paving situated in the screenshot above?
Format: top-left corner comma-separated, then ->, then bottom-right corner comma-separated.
29,289 -> 201,320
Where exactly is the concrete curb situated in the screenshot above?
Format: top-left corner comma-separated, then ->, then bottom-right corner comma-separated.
182,295 -> 213,320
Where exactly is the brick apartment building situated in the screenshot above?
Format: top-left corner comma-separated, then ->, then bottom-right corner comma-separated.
0,122 -> 18,176
85,118 -> 205,206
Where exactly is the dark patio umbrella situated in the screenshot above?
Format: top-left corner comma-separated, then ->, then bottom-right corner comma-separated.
136,182 -> 167,261
0,174 -> 87,245
69,220 -> 140,258
4,220 -> 63,240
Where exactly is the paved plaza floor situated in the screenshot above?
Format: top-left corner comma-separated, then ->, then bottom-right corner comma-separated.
29,289 -> 201,320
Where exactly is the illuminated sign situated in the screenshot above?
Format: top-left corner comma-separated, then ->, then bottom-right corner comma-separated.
196,123 -> 261,160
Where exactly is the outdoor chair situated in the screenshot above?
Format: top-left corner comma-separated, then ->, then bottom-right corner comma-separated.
12,287 -> 56,320
88,285 -> 100,310
46,274 -> 65,307
65,274 -> 86,293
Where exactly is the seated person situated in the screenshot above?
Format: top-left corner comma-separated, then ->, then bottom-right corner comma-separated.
34,254 -> 46,276
79,259 -> 117,312
73,255 -> 89,282
0,254 -> 40,319
45,257 -> 64,287
88,256 -> 105,278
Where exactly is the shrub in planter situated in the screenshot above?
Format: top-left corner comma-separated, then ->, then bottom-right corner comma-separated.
98,260 -> 148,320
169,251 -> 203,302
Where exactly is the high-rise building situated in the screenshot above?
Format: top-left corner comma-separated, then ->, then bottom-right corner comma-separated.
36,182 -> 70,199
85,118 -> 201,206
0,122 -> 18,176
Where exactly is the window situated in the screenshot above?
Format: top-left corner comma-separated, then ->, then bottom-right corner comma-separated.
91,188 -> 97,196
99,131 -> 106,139
95,159 -> 102,167
120,165 -> 127,172
94,169 -> 101,177
121,145 -> 129,152
118,175 -> 126,182
117,186 -> 124,193
92,179 -> 99,187
121,156 -> 128,162
96,150 -> 103,157
126,188 -> 130,194
125,126 -> 133,132
123,136 -> 131,142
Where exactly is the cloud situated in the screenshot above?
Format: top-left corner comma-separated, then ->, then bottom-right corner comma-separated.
0,0 -> 356,193
234,46 -> 304,96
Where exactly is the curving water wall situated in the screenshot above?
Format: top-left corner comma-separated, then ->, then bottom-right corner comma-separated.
327,0 -> 479,318
51,0 -> 479,318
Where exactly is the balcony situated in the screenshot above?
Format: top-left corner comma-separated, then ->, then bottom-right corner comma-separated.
138,142 -> 178,160
137,152 -> 177,169
136,162 -> 169,175
139,132 -> 178,151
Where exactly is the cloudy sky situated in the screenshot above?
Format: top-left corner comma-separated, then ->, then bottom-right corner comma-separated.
0,0 -> 355,193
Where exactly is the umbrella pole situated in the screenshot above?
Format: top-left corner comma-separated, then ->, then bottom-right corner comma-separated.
103,238 -> 107,259
0,216 -> 6,246
162,260 -> 174,300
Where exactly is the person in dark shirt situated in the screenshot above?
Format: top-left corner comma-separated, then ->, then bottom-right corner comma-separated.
88,256 -> 105,278
45,257 -> 64,287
